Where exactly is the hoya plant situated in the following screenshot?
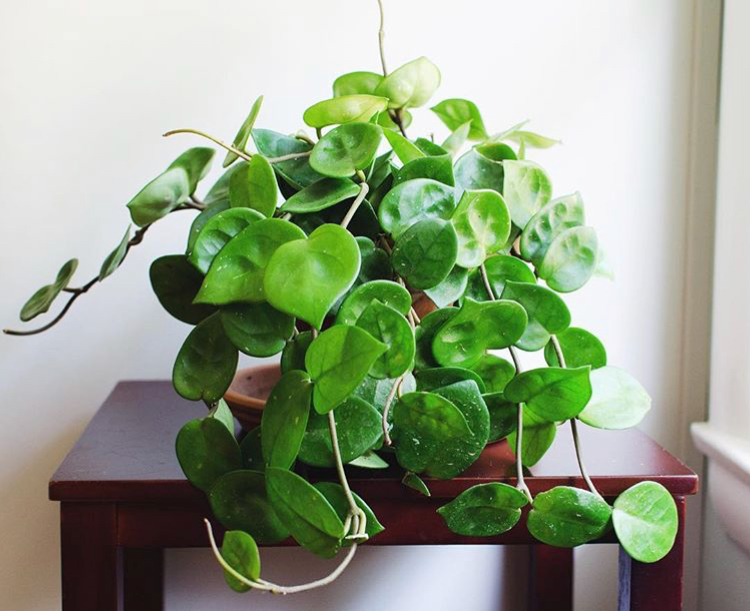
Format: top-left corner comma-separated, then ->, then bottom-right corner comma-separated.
7,1 -> 678,595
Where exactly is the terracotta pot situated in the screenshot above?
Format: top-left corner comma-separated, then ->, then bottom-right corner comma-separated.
224,364 -> 281,430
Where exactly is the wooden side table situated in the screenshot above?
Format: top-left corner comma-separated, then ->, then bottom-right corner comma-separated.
49,381 -> 698,611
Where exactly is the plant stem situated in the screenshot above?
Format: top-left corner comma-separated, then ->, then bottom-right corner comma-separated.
377,0 -> 388,76
381,375 -> 403,446
340,183 -> 369,230
328,410 -> 368,539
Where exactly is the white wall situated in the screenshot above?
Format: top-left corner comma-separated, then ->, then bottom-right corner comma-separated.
0,1 -> 703,609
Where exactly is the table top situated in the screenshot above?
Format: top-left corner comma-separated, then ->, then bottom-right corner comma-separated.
49,381 -> 698,503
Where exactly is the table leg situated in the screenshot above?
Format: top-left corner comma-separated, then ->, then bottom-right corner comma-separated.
123,548 -> 164,611
528,545 -> 574,611
60,502 -> 118,611
618,496 -> 685,611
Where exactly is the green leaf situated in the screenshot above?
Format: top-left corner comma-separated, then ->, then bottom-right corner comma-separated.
239,427 -> 264,471
265,467 -> 345,557
229,156 -> 278,217
220,302 -> 295,357
195,219 -> 305,305
577,367 -> 651,429
442,121 -> 472,156
424,266 -> 468,308
544,327 -> 607,369
299,397 -> 382,467
520,193 -> 585,266
356,301 -> 415,379
352,373 -> 416,413
265,224 -> 360,329
528,486 -> 612,547
168,147 -> 215,194
209,470 -> 290,543
501,281 -> 571,351
349,451 -> 389,469
280,177 -> 360,213
382,129 -> 425,164
470,354 -> 515,393
310,123 -> 382,178
415,138 -> 449,156
464,254 -> 536,302
281,330 -> 313,374
175,417 -> 241,491
187,199 -> 231,254
224,95 -> 263,168
379,178 -> 457,238
393,155 -> 455,187
431,98 -> 487,141
501,160 -> 552,229
539,226 -> 599,292
414,307 -> 458,369
397,473 -> 429,499
126,167 -> 190,227
252,129 -> 321,190
502,129 -> 560,150
260,370 -> 313,469
438,483 -> 528,536
454,147 -> 513,193
392,217 -> 458,290
451,189 -> 511,268
356,236 -> 392,284
432,298 -> 528,368
150,255 -> 216,324
613,482 -> 678,563
504,366 -> 592,422
314,481 -> 385,542
209,398 -> 236,434
483,393 -> 518,442
189,208 -> 265,274
336,280 -> 412,326
377,108 -> 413,131
304,95 -> 388,128
375,57 -> 441,109
415,367 -> 486,393
305,324 -> 387,413
333,71 -> 383,97
220,530 -> 260,593
507,409 -> 556,466
20,258 -> 78,322
172,313 -> 238,402
99,227 -> 130,281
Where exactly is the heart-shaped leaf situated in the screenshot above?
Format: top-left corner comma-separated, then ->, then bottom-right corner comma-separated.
220,530 -> 260,593
187,199 -> 230,254
379,178 -> 457,238
414,307 -> 458,369
224,95 -> 263,167
431,98 -> 487,141
150,255 -> 216,324
502,160 -> 552,229
127,167 -> 190,227
483,393 -> 518,442
168,147 -> 215,193
333,71 -> 383,97
304,95 -> 388,128
209,470 -> 290,543
415,367 -> 485,393
349,451 -> 390,469
438,483 -> 528,536
539,226 -> 599,292
20,258 -> 78,321
577,366 -> 650,429
454,146 -> 514,193
432,298 -> 528,368
521,193 -> 585,266
507,408 -> 557,466
220,302 -> 295,357
314,481 -> 385,542
470,354 -> 515,393
252,129 -> 322,190
310,123 -> 382,178
298,397 -> 382,467
451,189 -> 511,267
501,281 -> 571,351
393,154 -> 455,187
265,467 -> 345,558
175,417 -> 241,491
424,266 -> 468,308
613,481 -> 678,563
98,227 -> 131,281
356,301 -> 415,379
305,325 -> 386,413
229,156 -> 278,217
195,219 -> 305,305
336,280 -> 412,326
261,370 -> 313,469
189,208 -> 265,274
402,472 -> 431,496
280,177 -> 360,214
504,366 -> 592,422
172,313 -> 238,402
352,373 -> 416,413
528,486 -> 612,547
265,224 -> 361,329
544,327 -> 607,369
382,129 -> 425,164
375,57 -> 441,109
392,217 -> 458,290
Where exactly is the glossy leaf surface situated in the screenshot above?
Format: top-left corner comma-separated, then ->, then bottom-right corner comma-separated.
220,530 -> 260,593
578,366 -> 651,429
520,193 -> 585,266
392,217 -> 458,290
501,160 -> 552,229
252,129 -> 321,190
375,57 -> 441,109
424,266 -> 468,308
303,95 -> 388,128
175,417 -> 241,492
229,156 -> 277,217
464,254 -> 536,302
127,167 -> 190,227
414,308 -> 457,369
504,366 -> 592,422
336,280 -> 412,326
438,483 -> 528,536
451,189 -> 511,267
431,98 -> 487,140
483,393 -> 518,442
168,147 -> 214,193
544,327 -> 607,369
261,370 -> 312,469
379,178 -> 457,238
150,255 -> 216,324
393,154 -> 455,187
415,367 -> 486,394
501,281 -> 571,351
383,129 -> 425,164
470,354 -> 515,393
220,303 -> 294,357
189,208 -> 265,274
310,123 -> 382,178
333,71 -> 383,97
539,226 -> 599,292
20,259 -> 78,321
280,177 -> 360,213
507,409 -> 557,466
356,301 -> 415,379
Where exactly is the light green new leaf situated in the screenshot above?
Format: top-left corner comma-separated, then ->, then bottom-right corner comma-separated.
392,217 -> 458,290
451,189 -> 511,268
577,366 -> 650,429
303,95 -> 388,128
189,208 -> 265,274
402,472 -> 431,496
504,366 -> 592,422
310,122 -> 383,178
175,417 -> 241,492
20,258 -> 78,322
521,193 -> 585,266
442,121 -> 472,156
333,71 -> 383,97
379,178 -> 457,238
265,224 -> 360,329
613,481 -> 678,563
126,167 -> 190,227
382,129 -> 425,164
502,160 -> 552,229
336,280 -> 412,326
528,486 -> 612,547
356,301 -> 415,379
464,254 -> 536,302
349,451 -> 389,469
168,147 -> 215,194
375,57 -> 441,109
280,177 -> 360,214
260,370 -> 312,469
501,281 -> 571,351
195,219 -> 305,305
438,483 -> 528,536
431,98 -> 487,141
220,530 -> 260,593
99,226 -> 131,281
229,156 -> 278,217
305,324 -> 387,413
539,226 -> 599,292
220,302 -> 295,357
150,255 -> 216,324
224,95 -> 263,167
544,327 -> 607,369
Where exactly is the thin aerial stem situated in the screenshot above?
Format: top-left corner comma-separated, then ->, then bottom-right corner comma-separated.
381,375 -> 403,446
267,151 -> 312,163
205,519 -> 358,595
328,410 -> 368,539
163,128 -> 252,162
377,0 -> 388,76
340,183 -> 370,230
